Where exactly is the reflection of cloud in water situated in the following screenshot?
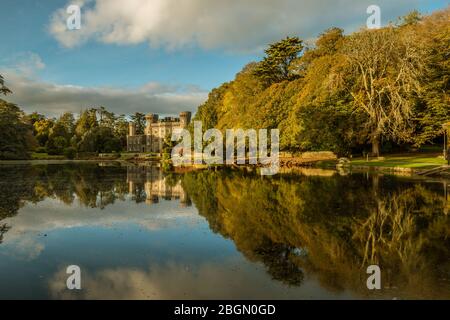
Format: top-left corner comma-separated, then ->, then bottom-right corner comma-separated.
0,197 -> 201,260
48,260 -> 352,300
3,236 -> 45,261
3,197 -> 199,237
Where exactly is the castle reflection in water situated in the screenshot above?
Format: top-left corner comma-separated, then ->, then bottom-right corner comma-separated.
126,165 -> 191,207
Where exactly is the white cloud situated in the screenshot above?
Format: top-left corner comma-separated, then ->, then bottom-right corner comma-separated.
1,52 -> 46,77
49,0 -> 424,52
1,54 -> 207,117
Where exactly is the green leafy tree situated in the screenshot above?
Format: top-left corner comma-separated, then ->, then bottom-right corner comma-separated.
130,112 -> 146,135
0,100 -> 36,159
33,118 -> 54,147
254,37 -> 304,86
114,114 -> 130,148
78,126 -> 121,153
0,74 -> 11,96
46,113 -> 76,154
26,112 -> 45,127
75,108 -> 98,137
97,106 -> 116,129
47,136 -> 67,155
58,112 -> 75,137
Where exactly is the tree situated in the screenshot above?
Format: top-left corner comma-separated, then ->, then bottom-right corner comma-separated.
58,112 -> 75,137
341,27 -> 423,156
299,27 -> 344,67
189,8 -> 448,155
45,113 -> 77,154
0,100 -> 36,159
398,10 -> 422,26
78,126 -> 121,153
47,122 -> 69,154
33,118 -> 54,147
315,28 -> 344,54
0,74 -> 11,96
75,109 -> 98,137
254,37 -> 304,86
26,112 -> 45,127
114,114 -> 129,148
97,106 -> 116,129
47,136 -> 68,155
131,112 -> 146,135
412,8 -> 450,145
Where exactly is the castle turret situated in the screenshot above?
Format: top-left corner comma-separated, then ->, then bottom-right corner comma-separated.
179,111 -> 192,129
145,113 -> 159,135
145,113 -> 159,124
128,122 -> 136,136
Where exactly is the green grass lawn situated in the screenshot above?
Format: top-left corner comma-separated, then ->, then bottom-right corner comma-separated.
351,154 -> 447,169
118,152 -> 161,160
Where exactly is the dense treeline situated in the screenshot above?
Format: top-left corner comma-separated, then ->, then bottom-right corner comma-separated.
0,77 -> 140,159
0,99 -> 37,160
28,107 -> 129,157
194,9 -> 450,156
1,73 -> 158,160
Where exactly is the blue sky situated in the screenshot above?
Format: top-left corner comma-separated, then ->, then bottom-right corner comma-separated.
0,1 -> 253,89
0,0 -> 448,116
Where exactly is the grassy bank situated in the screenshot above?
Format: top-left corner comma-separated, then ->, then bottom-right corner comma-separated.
13,152 -> 450,176
351,153 -> 447,169
29,152 -> 162,161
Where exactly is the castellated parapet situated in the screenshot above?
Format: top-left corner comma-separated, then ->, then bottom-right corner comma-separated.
127,111 -> 191,153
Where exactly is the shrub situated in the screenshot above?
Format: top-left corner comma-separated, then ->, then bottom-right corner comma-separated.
63,147 -> 77,160
35,146 -> 47,153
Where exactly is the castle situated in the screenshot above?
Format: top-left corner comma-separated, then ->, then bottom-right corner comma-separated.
127,165 -> 191,207
127,112 -> 191,153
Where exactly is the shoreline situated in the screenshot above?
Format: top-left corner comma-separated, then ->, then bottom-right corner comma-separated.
2,151 -> 449,178
2,158 -> 450,179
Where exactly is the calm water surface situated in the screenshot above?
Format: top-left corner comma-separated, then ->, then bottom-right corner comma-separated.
0,163 -> 449,299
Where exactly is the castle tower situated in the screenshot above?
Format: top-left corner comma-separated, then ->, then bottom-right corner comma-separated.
145,113 -> 159,124
145,113 -> 159,135
179,111 -> 192,129
128,122 -> 136,136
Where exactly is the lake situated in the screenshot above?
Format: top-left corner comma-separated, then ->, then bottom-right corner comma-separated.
0,163 -> 448,299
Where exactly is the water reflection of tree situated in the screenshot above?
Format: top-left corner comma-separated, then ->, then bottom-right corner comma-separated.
0,166 -> 30,243
255,242 -> 304,286
353,185 -> 450,296
0,165 -> 38,220
182,170 -> 450,299
0,164 -> 130,219
0,163 -> 187,231
0,223 -> 10,244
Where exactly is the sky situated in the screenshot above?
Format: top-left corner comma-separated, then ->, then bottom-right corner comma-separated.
0,0 -> 448,117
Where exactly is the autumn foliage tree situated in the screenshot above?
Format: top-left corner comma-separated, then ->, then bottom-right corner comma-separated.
195,7 -> 450,156
341,27 -> 424,156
